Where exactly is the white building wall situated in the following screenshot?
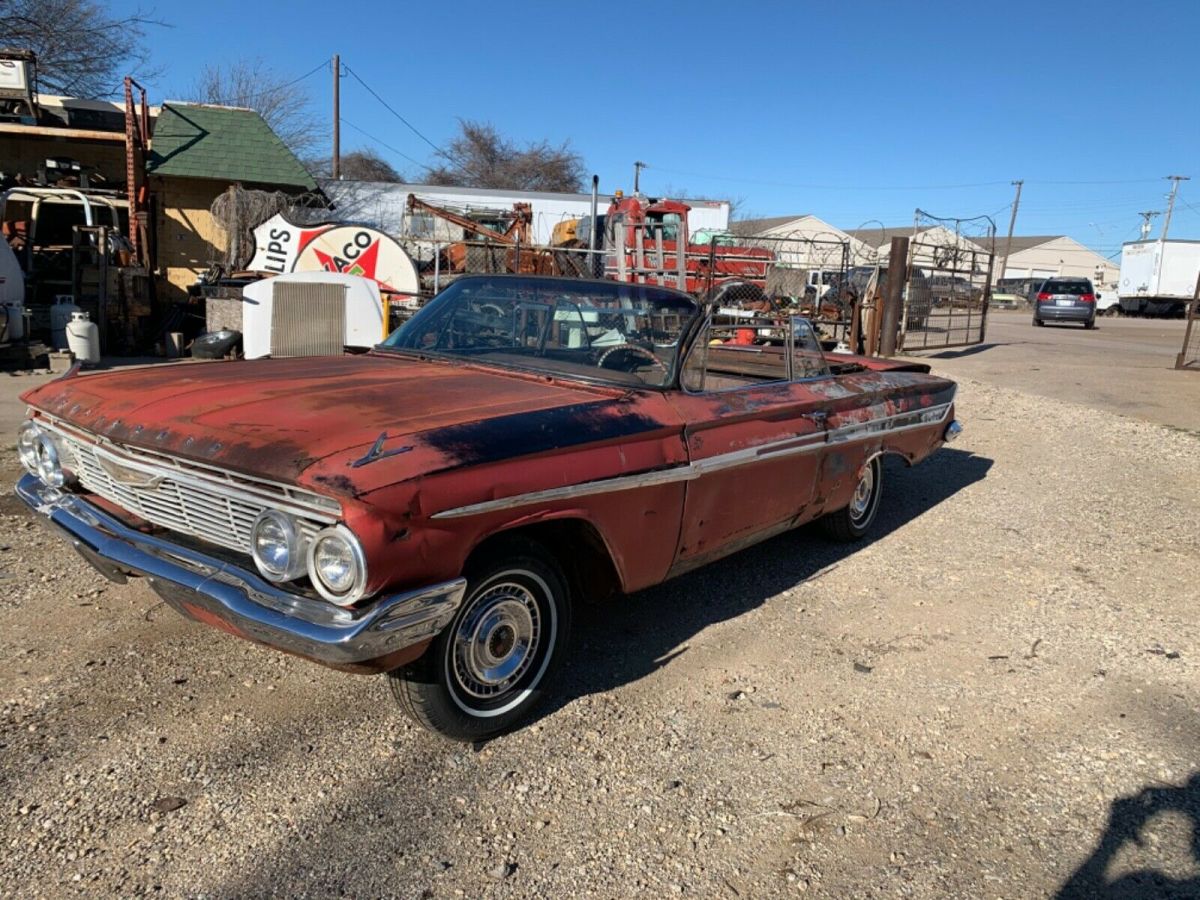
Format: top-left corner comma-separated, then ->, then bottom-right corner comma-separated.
1002,237 -> 1118,288
759,215 -> 871,268
877,225 -> 988,271
737,215 -> 869,269
320,180 -> 730,245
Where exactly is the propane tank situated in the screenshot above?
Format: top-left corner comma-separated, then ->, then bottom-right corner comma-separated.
66,311 -> 101,364
4,302 -> 23,341
51,297 -> 81,349
0,302 -> 23,342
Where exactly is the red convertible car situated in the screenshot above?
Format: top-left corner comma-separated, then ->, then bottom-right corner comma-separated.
16,275 -> 960,741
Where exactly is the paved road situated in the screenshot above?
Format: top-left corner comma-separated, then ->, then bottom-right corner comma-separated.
904,310 -> 1200,432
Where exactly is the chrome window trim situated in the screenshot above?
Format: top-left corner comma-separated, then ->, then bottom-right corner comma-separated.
679,314 -> 834,396
431,397 -> 954,520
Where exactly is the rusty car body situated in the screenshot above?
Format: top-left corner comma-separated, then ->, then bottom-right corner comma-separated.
16,275 -> 960,740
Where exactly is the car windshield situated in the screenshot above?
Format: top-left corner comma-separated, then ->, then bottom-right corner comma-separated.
380,275 -> 699,388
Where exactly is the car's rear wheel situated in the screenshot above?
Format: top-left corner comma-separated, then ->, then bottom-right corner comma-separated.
820,456 -> 883,542
1032,317 -> 1044,327
388,538 -> 571,742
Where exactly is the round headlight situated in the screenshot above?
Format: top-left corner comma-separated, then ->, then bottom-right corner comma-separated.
35,433 -> 64,488
17,421 -> 41,473
307,525 -> 367,605
251,510 -> 305,582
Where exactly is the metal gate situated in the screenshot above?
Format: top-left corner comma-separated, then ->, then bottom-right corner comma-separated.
901,236 -> 994,351
1175,274 -> 1200,371
891,212 -> 997,352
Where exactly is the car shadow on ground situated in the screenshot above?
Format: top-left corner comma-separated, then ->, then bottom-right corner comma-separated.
1055,773 -> 1200,899
533,446 -> 993,729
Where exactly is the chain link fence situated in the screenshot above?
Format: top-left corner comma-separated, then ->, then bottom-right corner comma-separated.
386,206 -> 1003,356
393,228 -> 863,349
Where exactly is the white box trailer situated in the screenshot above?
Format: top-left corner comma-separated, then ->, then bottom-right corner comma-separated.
1118,239 -> 1200,315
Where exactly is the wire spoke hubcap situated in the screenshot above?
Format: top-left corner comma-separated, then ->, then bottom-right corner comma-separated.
452,583 -> 540,700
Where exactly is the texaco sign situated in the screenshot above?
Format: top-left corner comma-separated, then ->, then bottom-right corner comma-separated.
247,214 -> 419,296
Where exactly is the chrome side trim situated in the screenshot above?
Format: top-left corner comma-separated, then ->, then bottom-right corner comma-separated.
431,400 -> 953,520
16,474 -> 464,669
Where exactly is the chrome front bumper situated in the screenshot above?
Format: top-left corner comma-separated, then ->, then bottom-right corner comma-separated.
16,473 -> 465,673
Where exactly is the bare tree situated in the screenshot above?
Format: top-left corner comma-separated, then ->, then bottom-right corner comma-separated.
425,120 -> 584,193
0,0 -> 162,98
307,148 -> 405,183
187,59 -> 324,158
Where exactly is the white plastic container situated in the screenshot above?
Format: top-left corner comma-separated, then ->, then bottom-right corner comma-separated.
66,311 -> 101,364
51,297 -> 81,350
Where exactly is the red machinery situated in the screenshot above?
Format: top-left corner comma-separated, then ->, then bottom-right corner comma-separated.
604,193 -> 773,296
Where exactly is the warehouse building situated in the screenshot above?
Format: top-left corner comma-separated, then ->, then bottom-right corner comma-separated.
986,235 -> 1118,289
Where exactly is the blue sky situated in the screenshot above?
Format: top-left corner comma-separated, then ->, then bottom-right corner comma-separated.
116,0 -> 1199,256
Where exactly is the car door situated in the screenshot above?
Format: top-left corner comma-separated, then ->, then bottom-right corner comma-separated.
665,320 -> 832,572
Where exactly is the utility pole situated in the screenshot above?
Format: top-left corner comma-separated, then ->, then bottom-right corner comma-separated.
633,161 -> 646,194
1160,174 -> 1190,242
997,179 -> 1023,285
1137,210 -> 1161,240
331,54 -> 341,180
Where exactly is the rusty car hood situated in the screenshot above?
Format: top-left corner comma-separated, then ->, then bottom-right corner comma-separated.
21,354 -> 633,489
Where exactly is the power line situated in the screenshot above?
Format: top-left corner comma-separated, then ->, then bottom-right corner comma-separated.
645,164 -> 1011,191
341,63 -> 445,158
279,60 -> 330,90
644,164 -> 1177,193
1022,178 -> 1166,186
339,118 -> 427,170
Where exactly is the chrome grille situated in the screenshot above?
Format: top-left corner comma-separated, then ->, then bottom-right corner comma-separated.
44,421 -> 339,555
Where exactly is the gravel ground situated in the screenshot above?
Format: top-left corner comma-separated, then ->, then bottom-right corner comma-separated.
1,374 -> 1197,898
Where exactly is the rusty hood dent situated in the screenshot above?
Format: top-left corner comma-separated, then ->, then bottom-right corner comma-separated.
20,354 -> 643,496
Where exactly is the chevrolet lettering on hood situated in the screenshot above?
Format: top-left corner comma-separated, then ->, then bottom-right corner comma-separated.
16,275 -> 960,742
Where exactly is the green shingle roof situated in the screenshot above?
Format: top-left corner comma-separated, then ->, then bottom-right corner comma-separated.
146,102 -> 316,190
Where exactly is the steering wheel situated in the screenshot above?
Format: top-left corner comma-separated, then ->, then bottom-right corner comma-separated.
596,343 -> 667,372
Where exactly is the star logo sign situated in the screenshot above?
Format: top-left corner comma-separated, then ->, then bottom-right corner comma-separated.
312,239 -> 381,281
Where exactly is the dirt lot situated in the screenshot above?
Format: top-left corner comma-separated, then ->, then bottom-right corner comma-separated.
1,364 -> 1198,898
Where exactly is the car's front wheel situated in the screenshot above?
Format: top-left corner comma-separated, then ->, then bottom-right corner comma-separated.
820,456 -> 883,542
388,538 -> 571,742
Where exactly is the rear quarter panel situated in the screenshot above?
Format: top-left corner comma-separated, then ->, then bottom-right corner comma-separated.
813,370 -> 956,516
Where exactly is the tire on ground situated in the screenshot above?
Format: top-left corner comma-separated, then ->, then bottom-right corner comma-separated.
820,456 -> 884,542
388,537 -> 571,742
